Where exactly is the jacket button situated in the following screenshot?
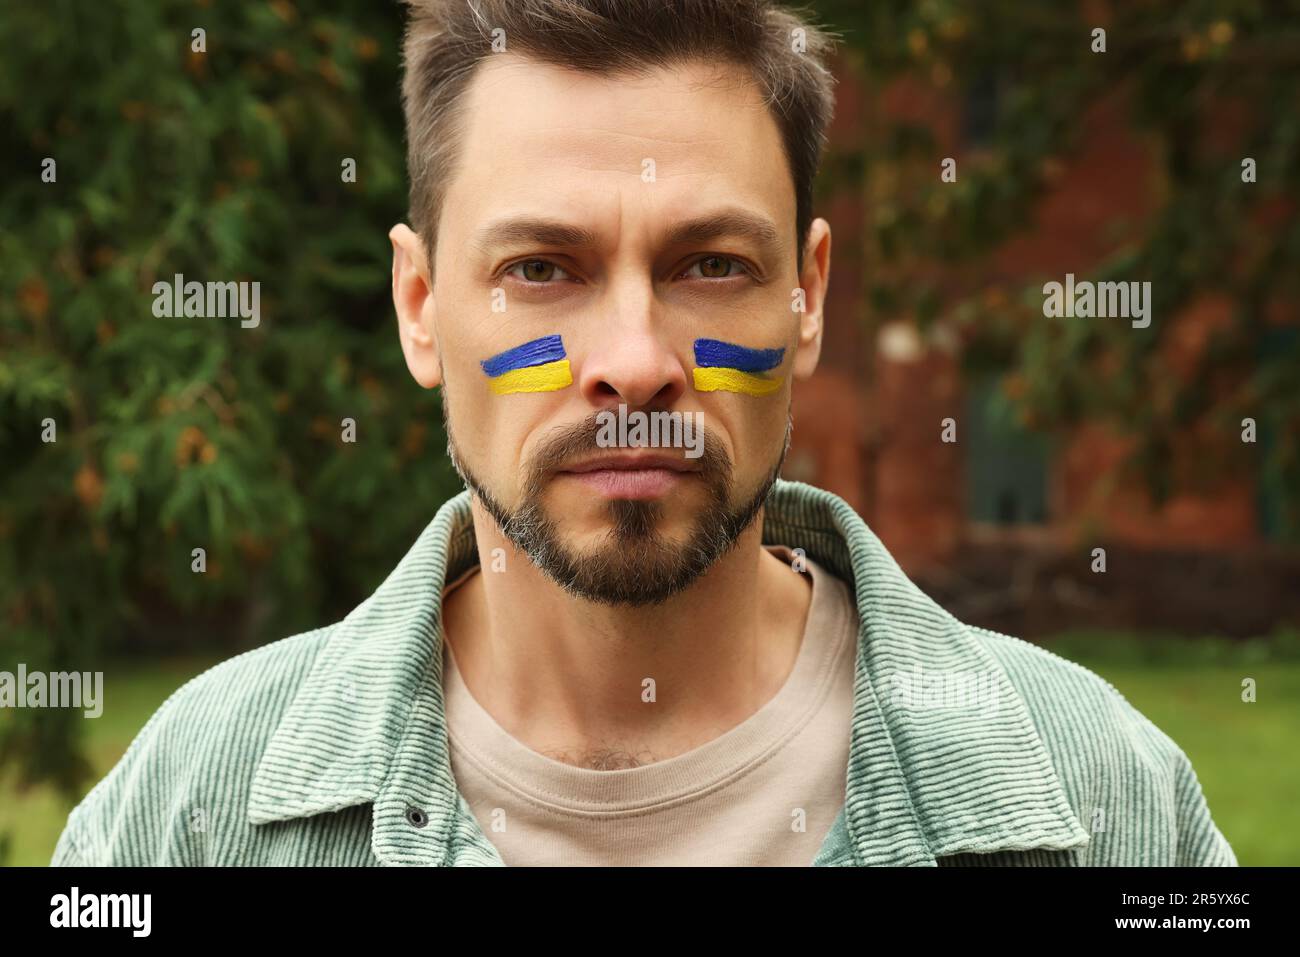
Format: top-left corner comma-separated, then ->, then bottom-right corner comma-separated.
405,806 -> 429,828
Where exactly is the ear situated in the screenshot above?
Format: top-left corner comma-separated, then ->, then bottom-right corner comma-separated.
791,217 -> 831,380
390,223 -> 442,389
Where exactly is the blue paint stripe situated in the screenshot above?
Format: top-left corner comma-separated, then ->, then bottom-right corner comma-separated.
480,335 -> 567,377
693,338 -> 784,373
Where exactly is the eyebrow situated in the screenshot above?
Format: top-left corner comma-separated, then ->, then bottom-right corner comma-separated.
472,218 -> 598,252
471,207 -> 785,261
665,209 -> 783,257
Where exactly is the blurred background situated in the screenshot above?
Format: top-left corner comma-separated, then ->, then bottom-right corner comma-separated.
2,1 -> 1297,865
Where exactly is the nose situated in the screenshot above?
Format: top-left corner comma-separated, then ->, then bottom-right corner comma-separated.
576,278 -> 688,410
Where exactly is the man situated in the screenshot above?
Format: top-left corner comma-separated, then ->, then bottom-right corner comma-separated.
52,0 -> 1235,867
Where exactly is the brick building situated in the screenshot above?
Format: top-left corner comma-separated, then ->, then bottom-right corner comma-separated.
785,58 -> 1299,638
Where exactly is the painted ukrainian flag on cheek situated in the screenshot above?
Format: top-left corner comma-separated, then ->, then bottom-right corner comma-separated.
692,338 -> 786,396
480,334 -> 573,395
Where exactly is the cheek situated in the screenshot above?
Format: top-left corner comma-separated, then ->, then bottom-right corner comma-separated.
443,363 -> 567,490
461,333 -> 577,455
688,335 -> 792,467
729,404 -> 788,470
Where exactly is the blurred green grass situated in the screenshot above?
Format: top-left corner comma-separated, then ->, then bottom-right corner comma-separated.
3,632 -> 1297,866
1042,630 -> 1300,866
0,654 -> 225,868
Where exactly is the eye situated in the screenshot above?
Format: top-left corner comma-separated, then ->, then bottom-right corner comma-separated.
684,255 -> 749,280
505,259 -> 572,283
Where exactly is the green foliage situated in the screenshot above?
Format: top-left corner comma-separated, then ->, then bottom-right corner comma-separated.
818,0 -> 1300,536
0,1 -> 462,798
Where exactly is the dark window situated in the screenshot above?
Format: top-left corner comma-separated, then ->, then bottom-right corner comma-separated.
960,72 -> 1002,145
965,376 -> 1050,525
1256,326 -> 1298,542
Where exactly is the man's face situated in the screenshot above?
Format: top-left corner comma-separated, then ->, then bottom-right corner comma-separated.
398,53 -> 826,604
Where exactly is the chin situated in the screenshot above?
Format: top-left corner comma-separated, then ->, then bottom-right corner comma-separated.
559,500 -> 698,545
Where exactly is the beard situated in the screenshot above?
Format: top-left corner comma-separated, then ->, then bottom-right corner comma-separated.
444,399 -> 792,606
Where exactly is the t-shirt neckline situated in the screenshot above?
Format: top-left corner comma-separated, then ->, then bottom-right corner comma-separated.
439,545 -> 854,814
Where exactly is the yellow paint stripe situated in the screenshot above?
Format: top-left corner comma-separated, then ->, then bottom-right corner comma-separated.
693,366 -> 784,396
488,359 -> 573,395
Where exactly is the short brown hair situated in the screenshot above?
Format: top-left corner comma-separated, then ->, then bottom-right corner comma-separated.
399,0 -> 838,273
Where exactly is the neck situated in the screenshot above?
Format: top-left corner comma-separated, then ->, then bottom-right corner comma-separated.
441,497 -> 813,766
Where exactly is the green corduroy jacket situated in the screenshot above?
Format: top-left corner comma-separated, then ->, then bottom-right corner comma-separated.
51,480 -> 1237,866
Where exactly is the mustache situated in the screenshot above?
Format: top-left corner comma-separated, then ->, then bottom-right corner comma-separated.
524,409 -> 731,486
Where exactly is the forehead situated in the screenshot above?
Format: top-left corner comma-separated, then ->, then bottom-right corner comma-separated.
438,52 -> 793,246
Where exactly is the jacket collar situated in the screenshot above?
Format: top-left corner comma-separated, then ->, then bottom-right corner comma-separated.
248,480 -> 1089,865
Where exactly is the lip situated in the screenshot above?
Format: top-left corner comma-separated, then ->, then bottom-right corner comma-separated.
556,454 -> 698,499
560,453 -> 698,474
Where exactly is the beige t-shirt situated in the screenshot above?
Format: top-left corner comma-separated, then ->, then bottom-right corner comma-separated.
440,546 -> 858,866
